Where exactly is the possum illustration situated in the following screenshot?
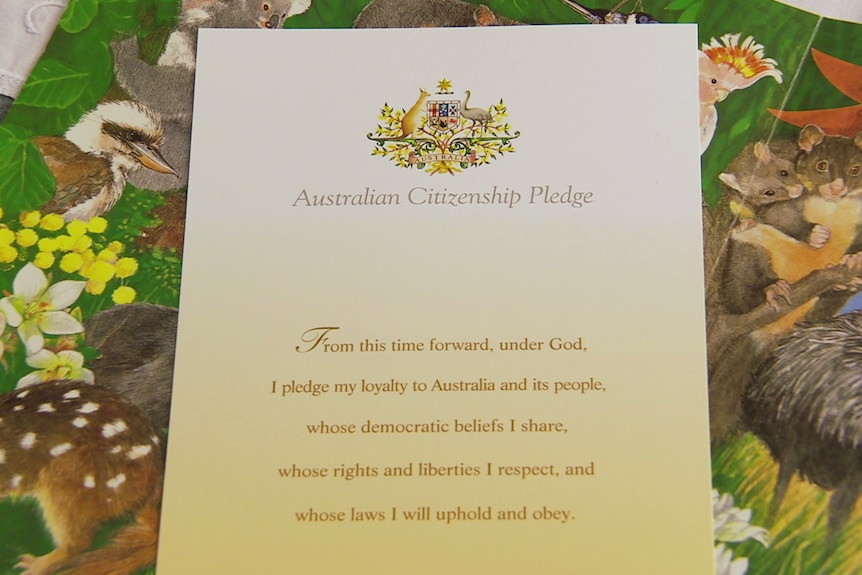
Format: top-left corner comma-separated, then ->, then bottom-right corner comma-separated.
718,140 -> 805,226
799,125 -> 862,320
709,128 -> 862,442
717,139 -> 816,315
111,0 -> 311,191
724,127 -> 862,329
353,0 -> 520,28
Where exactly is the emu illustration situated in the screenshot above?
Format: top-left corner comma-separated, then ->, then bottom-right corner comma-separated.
461,90 -> 491,132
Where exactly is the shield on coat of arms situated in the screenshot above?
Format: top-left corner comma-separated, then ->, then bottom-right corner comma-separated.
427,99 -> 461,132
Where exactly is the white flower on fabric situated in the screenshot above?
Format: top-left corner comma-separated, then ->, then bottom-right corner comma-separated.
715,543 -> 749,575
0,263 -> 85,355
17,349 -> 94,388
712,489 -> 770,575
712,489 -> 771,546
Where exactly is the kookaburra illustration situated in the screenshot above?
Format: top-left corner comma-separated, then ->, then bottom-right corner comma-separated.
34,100 -> 177,222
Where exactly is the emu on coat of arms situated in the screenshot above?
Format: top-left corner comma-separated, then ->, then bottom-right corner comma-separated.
368,79 -> 519,175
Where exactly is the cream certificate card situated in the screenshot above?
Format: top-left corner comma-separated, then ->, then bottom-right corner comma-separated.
156,25 -> 713,574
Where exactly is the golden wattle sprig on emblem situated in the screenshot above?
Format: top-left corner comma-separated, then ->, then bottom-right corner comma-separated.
368,78 -> 519,175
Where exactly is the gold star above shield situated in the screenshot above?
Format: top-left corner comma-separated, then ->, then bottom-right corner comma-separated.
437,78 -> 453,93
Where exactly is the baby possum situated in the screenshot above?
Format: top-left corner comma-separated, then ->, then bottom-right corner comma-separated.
718,138 -> 819,314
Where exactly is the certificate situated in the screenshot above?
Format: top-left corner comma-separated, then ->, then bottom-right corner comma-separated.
155,24 -> 713,574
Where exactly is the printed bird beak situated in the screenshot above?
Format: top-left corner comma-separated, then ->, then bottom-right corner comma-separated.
129,141 -> 178,176
715,88 -> 729,102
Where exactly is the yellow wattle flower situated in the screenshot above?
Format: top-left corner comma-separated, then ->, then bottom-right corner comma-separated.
96,248 -> 119,263
87,260 -> 116,283
56,235 -> 75,251
107,241 -> 124,254
115,257 -> 139,279
38,237 -> 59,252
39,213 -> 65,231
0,244 -> 18,263
86,217 -> 108,234
59,253 -> 84,273
16,229 -> 39,248
33,252 -> 55,269
20,211 -> 41,228
111,285 -> 137,304
0,229 -> 15,245
85,279 -> 107,295
72,235 -> 93,253
66,220 -> 88,238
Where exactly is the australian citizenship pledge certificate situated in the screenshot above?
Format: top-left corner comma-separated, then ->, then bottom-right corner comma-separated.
155,24 -> 715,574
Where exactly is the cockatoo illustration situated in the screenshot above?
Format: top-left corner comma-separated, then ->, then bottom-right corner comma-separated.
699,33 -> 783,154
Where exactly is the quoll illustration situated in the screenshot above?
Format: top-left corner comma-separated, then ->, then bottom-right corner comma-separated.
0,380 -> 163,575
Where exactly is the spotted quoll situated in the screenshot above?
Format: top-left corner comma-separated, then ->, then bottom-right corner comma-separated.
0,380 -> 163,575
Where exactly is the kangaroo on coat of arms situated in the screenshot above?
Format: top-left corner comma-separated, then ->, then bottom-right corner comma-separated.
368,78 -> 519,175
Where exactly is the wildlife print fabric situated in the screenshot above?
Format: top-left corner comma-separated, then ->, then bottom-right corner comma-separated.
0,1 -> 859,574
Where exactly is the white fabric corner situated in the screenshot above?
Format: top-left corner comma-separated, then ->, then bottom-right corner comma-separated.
0,0 -> 69,97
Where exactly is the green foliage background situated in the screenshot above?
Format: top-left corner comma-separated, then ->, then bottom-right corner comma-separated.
0,0 -> 860,574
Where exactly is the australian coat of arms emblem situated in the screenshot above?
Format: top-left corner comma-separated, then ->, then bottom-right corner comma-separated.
368,79 -> 520,175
